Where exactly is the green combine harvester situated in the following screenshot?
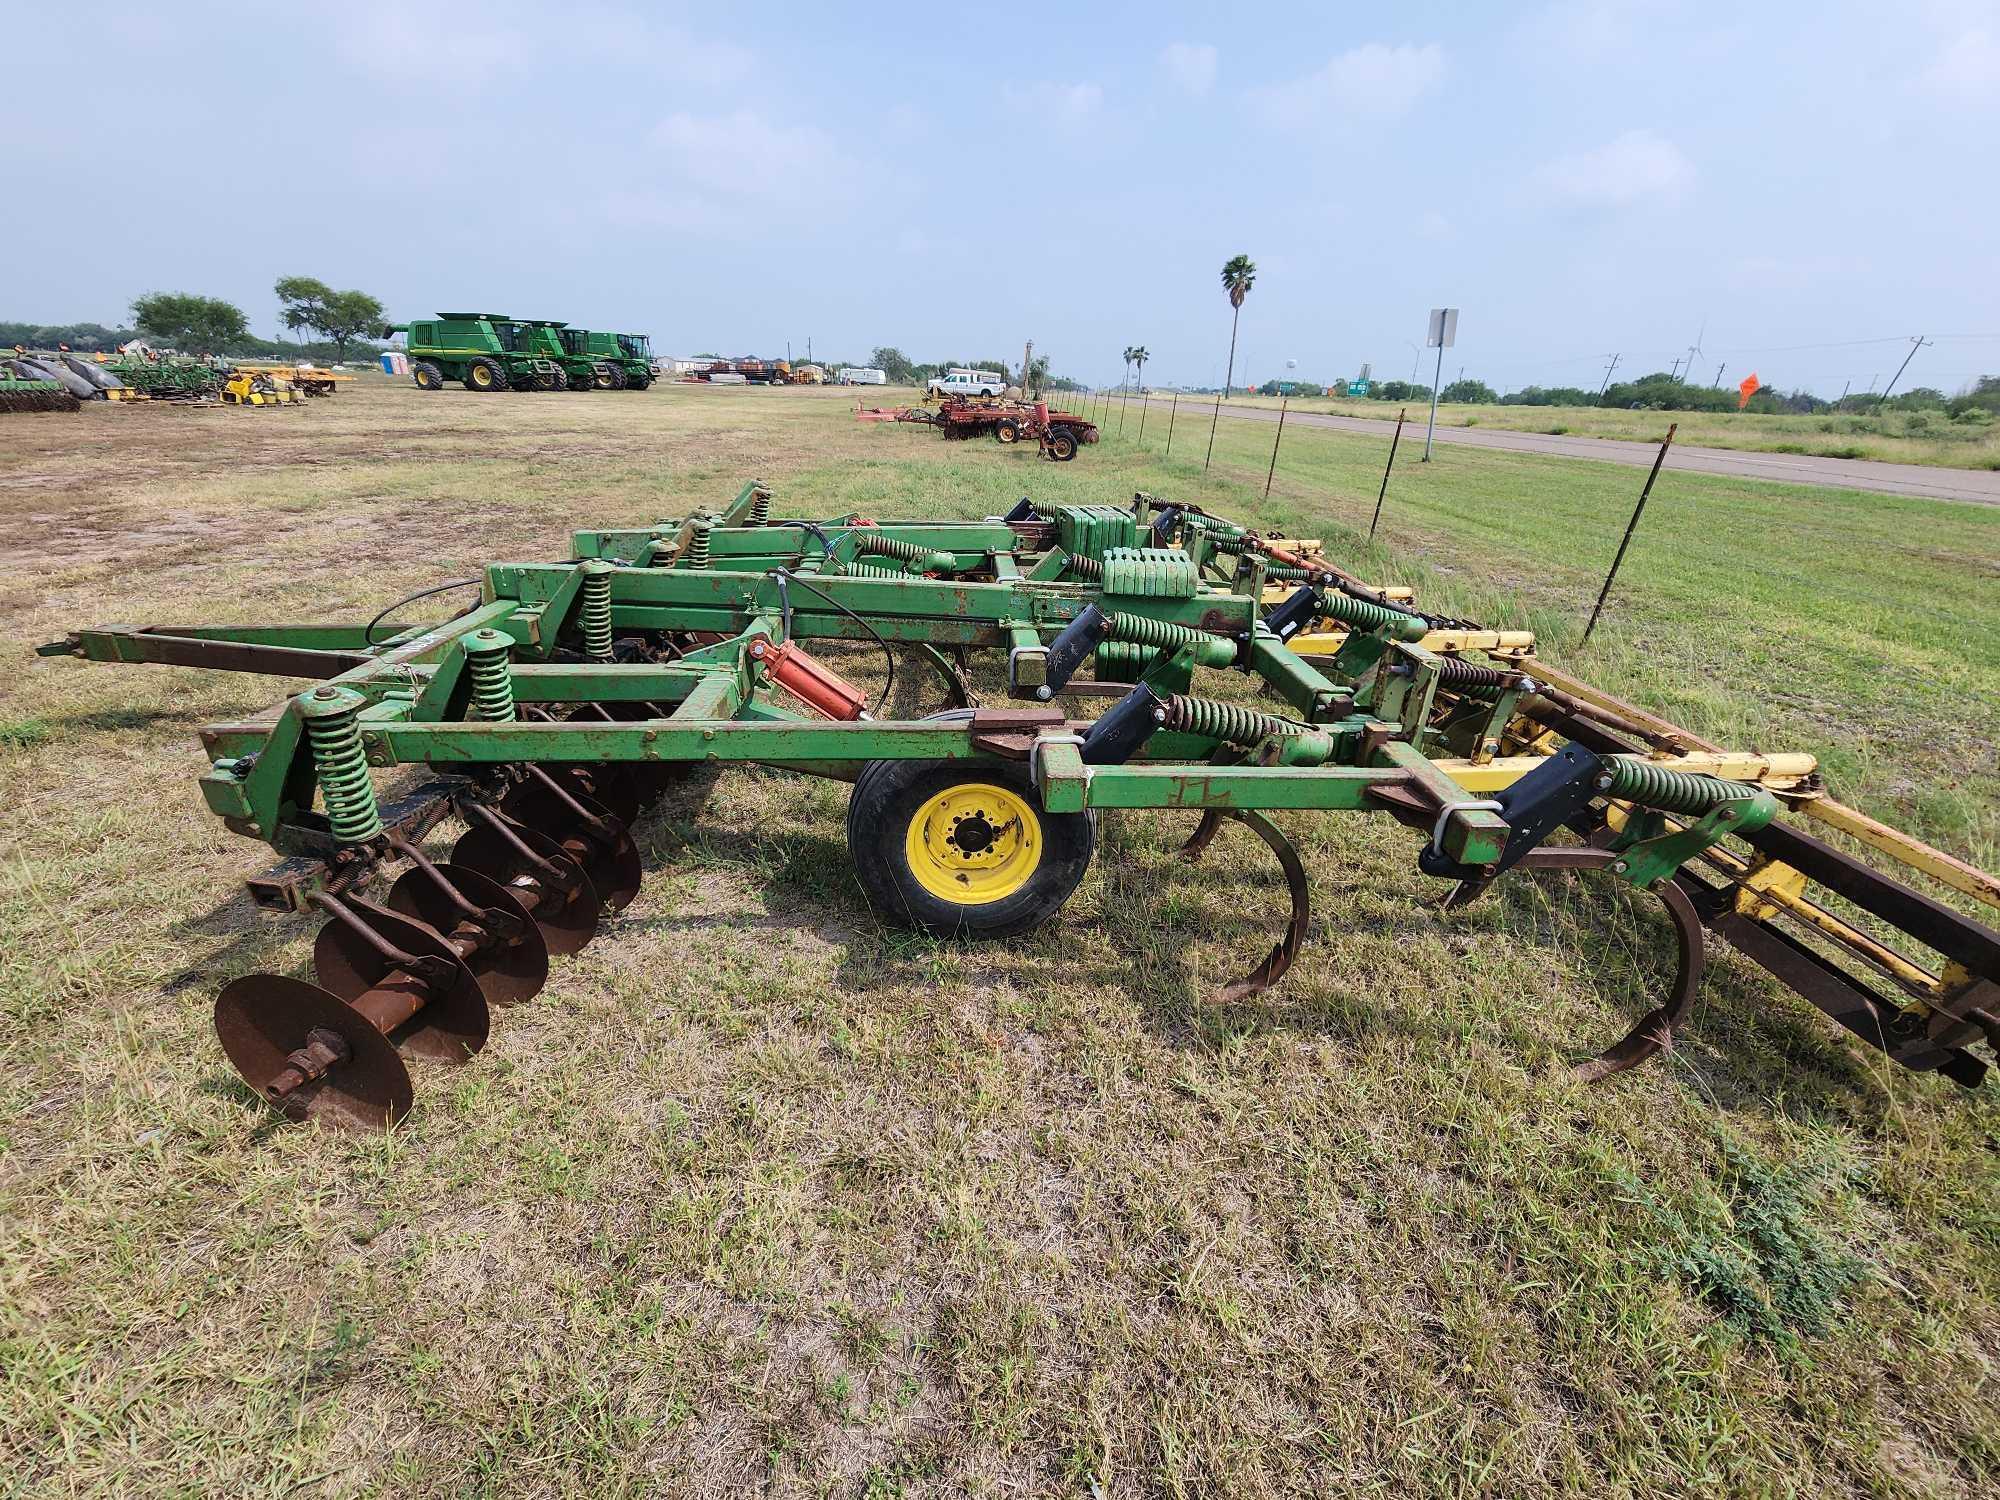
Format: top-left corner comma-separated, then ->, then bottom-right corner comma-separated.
390,315 -> 656,393
388,314 -> 566,392
582,330 -> 655,390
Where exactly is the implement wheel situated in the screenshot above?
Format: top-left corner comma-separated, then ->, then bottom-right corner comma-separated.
994,417 -> 1021,444
847,757 -> 1094,938
465,356 -> 507,392
1045,428 -> 1079,461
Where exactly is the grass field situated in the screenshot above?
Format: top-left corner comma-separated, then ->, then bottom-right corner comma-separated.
2,379 -> 1997,1497
1179,390 -> 2000,470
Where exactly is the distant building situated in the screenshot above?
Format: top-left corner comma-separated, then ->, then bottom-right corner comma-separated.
838,367 -> 888,385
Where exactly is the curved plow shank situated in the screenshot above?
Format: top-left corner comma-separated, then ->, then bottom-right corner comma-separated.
1181,808 -> 1310,1004
1454,846 -> 1705,1082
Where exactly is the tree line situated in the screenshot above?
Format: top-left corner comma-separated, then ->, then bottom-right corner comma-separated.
5,278 -> 387,362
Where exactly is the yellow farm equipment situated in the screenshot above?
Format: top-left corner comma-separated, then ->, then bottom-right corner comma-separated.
220,370 -> 303,407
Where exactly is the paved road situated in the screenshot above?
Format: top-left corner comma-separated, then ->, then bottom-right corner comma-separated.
1134,396 -> 2000,506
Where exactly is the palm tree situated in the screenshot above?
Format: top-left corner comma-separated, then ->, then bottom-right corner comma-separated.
1218,256 -> 1255,397
1206,254 -> 1256,469
1130,345 -> 1151,441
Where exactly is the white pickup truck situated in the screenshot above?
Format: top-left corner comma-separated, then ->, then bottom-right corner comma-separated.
927,367 -> 1009,398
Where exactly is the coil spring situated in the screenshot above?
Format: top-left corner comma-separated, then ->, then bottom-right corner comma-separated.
579,565 -> 614,660
465,630 -> 517,720
1603,756 -> 1763,817
1265,562 -> 1313,582
302,690 -> 382,843
1064,551 -> 1104,581
686,520 -> 712,569
746,488 -> 771,525
1103,612 -> 1236,663
1161,695 -> 1307,746
843,561 -> 906,578
1320,589 -> 1427,640
1434,656 -> 1514,692
857,534 -> 954,572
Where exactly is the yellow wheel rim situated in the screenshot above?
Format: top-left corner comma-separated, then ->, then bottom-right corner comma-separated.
905,783 -> 1042,905
472,366 -> 492,387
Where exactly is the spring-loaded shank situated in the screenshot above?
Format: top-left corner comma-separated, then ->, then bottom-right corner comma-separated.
464,629 -> 517,720
299,685 -> 383,843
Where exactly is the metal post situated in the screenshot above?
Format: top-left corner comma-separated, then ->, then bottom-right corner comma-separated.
1118,377 -> 1129,437
1263,395 -> 1288,498
1879,335 -> 1930,401
1164,391 -> 1179,460
1423,342 -> 1444,461
1138,381 -> 1148,442
1581,423 -> 1676,647
1368,408 -> 1406,541
1203,390 -> 1223,470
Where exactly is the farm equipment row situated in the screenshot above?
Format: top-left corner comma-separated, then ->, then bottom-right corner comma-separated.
390,315 -> 655,393
857,396 -> 1100,459
38,482 -> 1999,1129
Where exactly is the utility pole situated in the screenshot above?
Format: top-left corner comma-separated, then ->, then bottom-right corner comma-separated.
1597,353 -> 1620,398
1021,338 -> 1034,398
1879,335 -> 1931,401
1712,362 -> 1724,388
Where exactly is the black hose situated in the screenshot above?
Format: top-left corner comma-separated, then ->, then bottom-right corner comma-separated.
769,568 -> 897,714
364,578 -> 482,646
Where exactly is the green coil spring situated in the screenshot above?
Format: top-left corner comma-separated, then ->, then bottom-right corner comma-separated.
1265,562 -> 1313,582
747,488 -> 771,525
686,520 -> 712,569
1434,656 -> 1514,692
1103,612 -> 1237,666
843,561 -> 906,579
1318,588 -> 1428,642
1603,757 -> 1770,819
578,564 -> 614,660
856,534 -> 955,572
1183,512 -> 1247,540
464,629 -> 517,720
1064,551 -> 1104,581
301,688 -> 382,844
1161,695 -> 1305,745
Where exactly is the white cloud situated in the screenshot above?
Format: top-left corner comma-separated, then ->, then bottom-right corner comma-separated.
1921,25 -> 2000,99
1001,80 -> 1104,120
1159,42 -> 1217,96
610,110 -> 862,231
1534,129 -> 1695,206
1249,43 -> 1444,126
1512,0 -> 1641,63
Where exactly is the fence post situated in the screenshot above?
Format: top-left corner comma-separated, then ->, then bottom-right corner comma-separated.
1581,424 -> 1677,646
1263,395 -> 1289,499
1164,391 -> 1179,460
1203,390 -> 1223,471
1368,407 -> 1407,541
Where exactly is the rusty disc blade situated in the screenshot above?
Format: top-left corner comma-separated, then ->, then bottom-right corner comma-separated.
451,815 -> 601,955
1503,846 -> 1706,1082
502,783 -> 643,912
386,860 -> 549,1006
312,900 -> 490,1063
214,974 -> 414,1131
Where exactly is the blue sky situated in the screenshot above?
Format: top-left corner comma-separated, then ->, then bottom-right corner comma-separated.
8,2 -> 1998,395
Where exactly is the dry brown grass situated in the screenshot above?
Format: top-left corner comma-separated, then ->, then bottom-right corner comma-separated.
1,380 -> 1996,1497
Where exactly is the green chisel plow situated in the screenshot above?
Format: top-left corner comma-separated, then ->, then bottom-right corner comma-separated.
39,480 -> 1999,1128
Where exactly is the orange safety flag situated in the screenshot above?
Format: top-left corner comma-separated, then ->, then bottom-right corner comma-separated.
1737,372 -> 1761,409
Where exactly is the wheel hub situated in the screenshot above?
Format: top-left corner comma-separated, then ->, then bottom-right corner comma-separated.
907,783 -> 1042,903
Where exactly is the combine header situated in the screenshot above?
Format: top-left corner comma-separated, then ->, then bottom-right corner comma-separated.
39,482 -> 1998,1129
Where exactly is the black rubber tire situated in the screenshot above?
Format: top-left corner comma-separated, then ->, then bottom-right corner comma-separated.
1046,428 -> 1079,461
465,356 -> 507,392
628,371 -> 653,390
847,749 -> 1094,940
994,418 -> 1020,444
605,364 -> 628,391
412,361 -> 444,391
541,367 -> 567,392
